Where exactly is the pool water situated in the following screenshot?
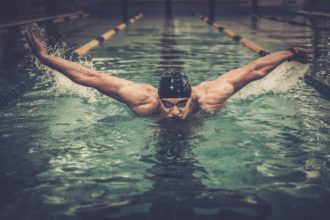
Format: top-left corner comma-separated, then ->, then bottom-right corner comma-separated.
1,13 -> 330,220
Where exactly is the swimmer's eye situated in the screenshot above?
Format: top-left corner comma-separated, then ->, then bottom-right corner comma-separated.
176,100 -> 188,107
162,101 -> 174,108
161,100 -> 188,108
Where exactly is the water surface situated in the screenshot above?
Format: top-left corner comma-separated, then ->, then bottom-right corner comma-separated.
1,13 -> 330,220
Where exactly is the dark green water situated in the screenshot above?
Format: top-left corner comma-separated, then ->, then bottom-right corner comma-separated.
1,14 -> 330,220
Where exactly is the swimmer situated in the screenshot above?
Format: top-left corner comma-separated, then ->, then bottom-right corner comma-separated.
25,28 -> 309,119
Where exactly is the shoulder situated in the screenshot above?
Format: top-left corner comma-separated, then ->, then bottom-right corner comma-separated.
127,84 -> 160,116
191,80 -> 234,113
118,83 -> 157,103
141,84 -> 158,93
193,79 -> 234,97
130,101 -> 160,116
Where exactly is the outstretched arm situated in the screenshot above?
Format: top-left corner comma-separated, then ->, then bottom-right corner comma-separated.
193,48 -> 309,112
25,28 -> 156,108
215,48 -> 309,93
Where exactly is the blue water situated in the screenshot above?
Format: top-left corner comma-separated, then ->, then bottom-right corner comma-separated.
1,11 -> 330,220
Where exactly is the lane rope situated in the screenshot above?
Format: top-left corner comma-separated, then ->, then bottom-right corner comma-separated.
192,11 -> 269,57
73,13 -> 144,58
0,11 -> 89,29
0,12 -> 90,109
260,16 -> 330,31
193,11 -> 330,100
0,77 -> 39,108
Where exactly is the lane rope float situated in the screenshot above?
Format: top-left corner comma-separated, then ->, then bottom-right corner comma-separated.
1,13 -> 143,109
0,12 -> 89,109
304,74 -> 330,100
192,11 -> 269,57
73,13 -> 144,58
0,77 -> 39,108
192,11 -> 330,100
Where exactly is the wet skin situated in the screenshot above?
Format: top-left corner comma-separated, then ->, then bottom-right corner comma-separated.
25,28 -> 309,119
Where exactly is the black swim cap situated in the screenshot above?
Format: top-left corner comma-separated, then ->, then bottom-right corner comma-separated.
158,70 -> 192,98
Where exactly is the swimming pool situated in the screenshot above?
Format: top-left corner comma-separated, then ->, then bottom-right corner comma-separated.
1,13 -> 330,220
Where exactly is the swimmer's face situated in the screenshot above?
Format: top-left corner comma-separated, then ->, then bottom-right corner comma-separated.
159,97 -> 192,119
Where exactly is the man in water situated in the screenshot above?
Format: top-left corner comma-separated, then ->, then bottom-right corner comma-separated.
25,29 -> 309,119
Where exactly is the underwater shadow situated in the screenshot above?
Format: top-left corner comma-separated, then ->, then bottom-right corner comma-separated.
76,18 -> 271,220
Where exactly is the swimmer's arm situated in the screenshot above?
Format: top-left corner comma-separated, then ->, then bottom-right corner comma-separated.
41,53 -> 155,105
25,29 -> 154,106
215,48 -> 307,93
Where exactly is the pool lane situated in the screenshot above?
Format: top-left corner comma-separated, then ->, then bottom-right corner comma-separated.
0,14 -> 330,220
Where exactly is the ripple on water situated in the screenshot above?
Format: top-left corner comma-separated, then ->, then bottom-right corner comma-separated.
1,14 -> 330,220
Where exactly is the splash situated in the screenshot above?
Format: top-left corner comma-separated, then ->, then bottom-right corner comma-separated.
230,61 -> 310,101
25,27 -> 109,103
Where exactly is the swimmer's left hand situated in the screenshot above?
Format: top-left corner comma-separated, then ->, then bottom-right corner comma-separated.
291,47 -> 313,64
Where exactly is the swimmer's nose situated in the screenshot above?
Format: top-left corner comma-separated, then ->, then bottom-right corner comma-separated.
171,106 -> 180,115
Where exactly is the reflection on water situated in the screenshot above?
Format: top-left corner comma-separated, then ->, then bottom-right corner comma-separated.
74,19 -> 270,220
0,12 -> 330,220
76,117 -> 270,220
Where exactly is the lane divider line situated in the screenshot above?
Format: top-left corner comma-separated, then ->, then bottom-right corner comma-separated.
0,77 -> 39,109
0,12 -> 90,109
73,13 -> 143,58
259,16 -> 330,31
193,11 -> 330,100
291,10 -> 330,18
0,11 -> 89,29
192,11 -> 269,57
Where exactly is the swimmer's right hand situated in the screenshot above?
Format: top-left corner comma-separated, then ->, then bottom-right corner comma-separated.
24,25 -> 48,58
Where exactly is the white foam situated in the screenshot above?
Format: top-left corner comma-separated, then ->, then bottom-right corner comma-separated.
230,61 -> 310,100
27,27 -> 310,104
35,56 -> 105,103
25,29 -> 109,103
